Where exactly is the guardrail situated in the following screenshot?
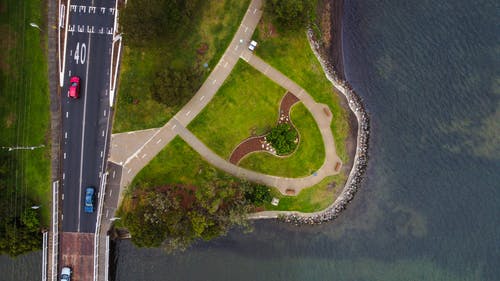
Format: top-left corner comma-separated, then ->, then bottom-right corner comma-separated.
42,231 -> 48,281
51,181 -> 59,281
105,235 -> 110,281
93,172 -> 108,281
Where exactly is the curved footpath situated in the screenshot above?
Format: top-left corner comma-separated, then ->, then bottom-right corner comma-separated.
249,30 -> 370,224
109,0 -> 342,198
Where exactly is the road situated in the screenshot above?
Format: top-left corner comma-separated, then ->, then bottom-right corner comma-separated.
61,0 -> 116,234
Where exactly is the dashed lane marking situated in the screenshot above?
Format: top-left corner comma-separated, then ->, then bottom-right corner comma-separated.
186,110 -> 191,116
156,138 -> 162,144
200,95 -> 205,101
172,124 -> 177,130
141,154 -> 147,159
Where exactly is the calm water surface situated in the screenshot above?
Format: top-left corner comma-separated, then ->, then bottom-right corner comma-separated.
2,0 -> 498,280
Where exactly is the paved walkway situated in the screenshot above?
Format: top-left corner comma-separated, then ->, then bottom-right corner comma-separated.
109,0 -> 341,198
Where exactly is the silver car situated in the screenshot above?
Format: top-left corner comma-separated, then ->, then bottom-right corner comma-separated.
61,266 -> 71,281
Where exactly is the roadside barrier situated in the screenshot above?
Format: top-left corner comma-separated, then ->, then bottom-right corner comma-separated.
93,172 -> 108,281
51,181 -> 59,281
42,231 -> 48,281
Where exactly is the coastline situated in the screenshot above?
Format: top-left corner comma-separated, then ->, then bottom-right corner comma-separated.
249,0 -> 370,224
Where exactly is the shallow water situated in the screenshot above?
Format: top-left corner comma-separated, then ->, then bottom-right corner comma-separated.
2,0 -> 499,280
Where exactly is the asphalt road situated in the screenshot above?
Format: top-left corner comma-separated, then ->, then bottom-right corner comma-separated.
61,0 -> 116,233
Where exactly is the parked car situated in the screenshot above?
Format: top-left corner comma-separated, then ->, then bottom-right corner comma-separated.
68,76 -> 80,99
248,40 -> 258,51
60,266 -> 71,281
84,186 -> 95,213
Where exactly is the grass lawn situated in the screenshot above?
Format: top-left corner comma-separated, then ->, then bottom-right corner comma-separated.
254,13 -> 350,163
188,60 -> 286,158
0,0 -> 51,225
128,137 -> 218,190
263,173 -> 346,213
113,0 -> 250,133
239,103 -> 324,177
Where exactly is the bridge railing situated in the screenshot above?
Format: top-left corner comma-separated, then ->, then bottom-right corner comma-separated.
42,231 -> 48,281
93,172 -> 108,281
51,181 -> 59,281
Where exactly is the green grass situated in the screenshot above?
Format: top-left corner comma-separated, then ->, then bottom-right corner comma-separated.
113,0 -> 250,133
239,103 -> 324,177
129,137 -> 216,190
263,173 -> 346,213
254,14 -> 350,163
188,60 -> 286,158
0,0 -> 51,225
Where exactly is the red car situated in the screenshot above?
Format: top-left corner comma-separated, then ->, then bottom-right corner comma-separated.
68,76 -> 80,99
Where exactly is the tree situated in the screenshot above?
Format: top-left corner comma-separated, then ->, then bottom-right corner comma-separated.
151,66 -> 202,107
266,123 -> 298,155
120,0 -> 201,46
266,0 -> 312,31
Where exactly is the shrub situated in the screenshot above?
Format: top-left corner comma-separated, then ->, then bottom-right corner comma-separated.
267,123 -> 298,155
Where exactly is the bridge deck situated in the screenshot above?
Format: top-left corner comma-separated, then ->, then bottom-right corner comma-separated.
60,232 -> 95,281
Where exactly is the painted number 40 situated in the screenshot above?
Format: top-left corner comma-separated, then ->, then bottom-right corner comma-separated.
74,42 -> 86,64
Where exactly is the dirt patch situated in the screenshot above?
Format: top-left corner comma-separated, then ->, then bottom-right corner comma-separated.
258,17 -> 278,39
4,112 -> 16,128
0,24 -> 15,73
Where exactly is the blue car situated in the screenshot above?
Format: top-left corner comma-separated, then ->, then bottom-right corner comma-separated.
84,186 -> 95,213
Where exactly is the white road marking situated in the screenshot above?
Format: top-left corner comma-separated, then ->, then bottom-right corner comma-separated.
105,209 -> 109,218
212,79 -> 217,85
62,173 -> 65,180
200,95 -> 205,101
70,5 -> 77,12
156,138 -> 162,144
224,62 -> 228,68
186,110 -> 191,116
68,70 -> 71,77
112,171 -> 116,179
127,168 -> 131,174
234,45 -> 239,51
63,153 -> 66,159
79,5 -> 86,13
253,8 -> 257,14
141,154 -> 147,159
64,132 -> 67,139
77,32 -> 93,232
61,214 -> 64,221
102,130 -> 105,137
172,125 -> 177,130
100,7 -> 106,14
100,151 -> 103,157
104,110 -> 107,117
109,189 -> 113,197
245,26 -> 248,32
89,6 -> 96,13
62,194 -> 64,200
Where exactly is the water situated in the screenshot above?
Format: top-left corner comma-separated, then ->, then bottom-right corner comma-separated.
3,0 -> 499,280
112,0 -> 499,280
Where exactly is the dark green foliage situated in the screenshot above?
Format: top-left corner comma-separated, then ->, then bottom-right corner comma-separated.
122,168 -> 251,251
266,0 -> 313,31
151,66 -> 203,107
120,0 -> 201,46
0,153 -> 42,256
244,184 -> 272,205
267,123 -> 298,155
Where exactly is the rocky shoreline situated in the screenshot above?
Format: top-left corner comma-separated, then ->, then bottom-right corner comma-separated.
274,28 -> 370,225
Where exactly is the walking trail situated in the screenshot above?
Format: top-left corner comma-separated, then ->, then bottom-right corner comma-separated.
109,0 -> 341,202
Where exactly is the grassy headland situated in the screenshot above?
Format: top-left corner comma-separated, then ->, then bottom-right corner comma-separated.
0,0 -> 50,256
113,0 -> 250,132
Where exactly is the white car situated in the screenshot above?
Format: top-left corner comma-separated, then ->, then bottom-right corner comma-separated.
248,40 -> 258,51
61,267 -> 71,281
